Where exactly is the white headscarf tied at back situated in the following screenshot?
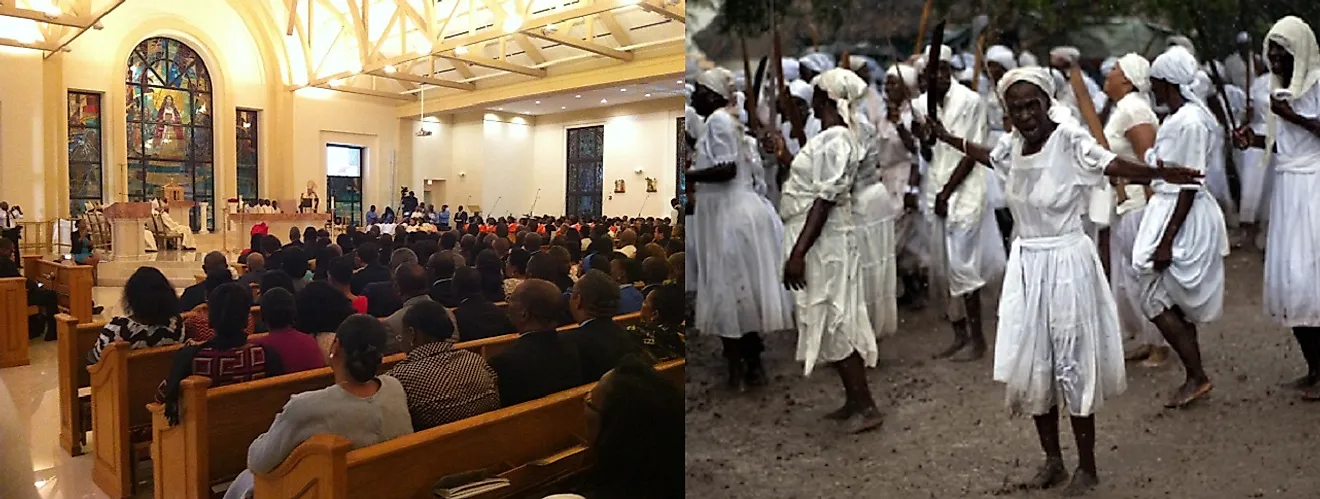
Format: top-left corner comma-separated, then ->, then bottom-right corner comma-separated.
1100,57 -> 1119,78
799,53 -> 836,73
1192,70 -> 1213,99
781,58 -> 801,83
816,68 -> 870,134
1116,53 -> 1152,94
696,67 -> 736,102
986,45 -> 1017,70
1258,16 -> 1320,170
886,64 -> 918,92
998,66 -> 1079,128
788,79 -> 814,103
1150,46 -> 1207,107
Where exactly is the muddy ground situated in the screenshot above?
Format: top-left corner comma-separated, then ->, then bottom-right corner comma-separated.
684,250 -> 1320,498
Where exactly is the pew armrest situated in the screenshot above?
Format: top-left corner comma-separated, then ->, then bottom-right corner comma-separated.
529,445 -> 587,467
150,376 -> 214,499
253,434 -> 353,499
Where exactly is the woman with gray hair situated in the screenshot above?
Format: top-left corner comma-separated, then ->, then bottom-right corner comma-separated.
766,68 -> 885,433
924,65 -> 1200,494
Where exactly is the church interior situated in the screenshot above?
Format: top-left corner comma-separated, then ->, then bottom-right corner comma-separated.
0,0 -> 685,497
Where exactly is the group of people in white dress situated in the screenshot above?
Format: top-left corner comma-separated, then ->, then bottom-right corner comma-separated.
685,14 -> 1320,495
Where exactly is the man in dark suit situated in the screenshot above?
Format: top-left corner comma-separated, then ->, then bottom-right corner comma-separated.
349,242 -> 389,295
452,267 -> 516,341
364,248 -> 417,317
563,270 -> 642,382
488,279 -> 583,406
427,252 -> 461,307
179,251 -> 232,313
0,239 -> 59,340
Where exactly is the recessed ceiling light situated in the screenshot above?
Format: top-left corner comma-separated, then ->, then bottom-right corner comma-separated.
495,107 -> 502,110
644,93 -> 651,97
535,101 -> 541,104
575,95 -> 581,98
383,65 -> 397,73
455,45 -> 469,55
676,80 -> 682,84
600,99 -> 607,104
621,88 -> 627,92
561,106 -> 566,110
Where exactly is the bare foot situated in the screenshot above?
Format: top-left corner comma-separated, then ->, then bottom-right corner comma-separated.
1062,468 -> 1099,496
1124,344 -> 1152,361
823,403 -> 857,421
846,407 -> 883,434
1164,379 -> 1213,408
1141,347 -> 1169,368
933,337 -> 968,359
949,345 -> 986,363
1016,458 -> 1068,490
1279,373 -> 1320,390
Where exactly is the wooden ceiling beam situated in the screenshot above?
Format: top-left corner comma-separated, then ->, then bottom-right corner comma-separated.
0,3 -> 94,29
368,70 -> 477,91
438,52 -> 546,77
638,0 -> 684,23
598,11 -> 632,47
528,30 -> 632,61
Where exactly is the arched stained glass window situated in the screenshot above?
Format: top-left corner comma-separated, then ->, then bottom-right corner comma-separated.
126,37 -> 214,230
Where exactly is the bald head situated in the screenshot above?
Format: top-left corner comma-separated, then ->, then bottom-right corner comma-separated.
203,251 -> 228,276
571,270 -> 621,321
510,278 -> 566,331
246,252 -> 266,272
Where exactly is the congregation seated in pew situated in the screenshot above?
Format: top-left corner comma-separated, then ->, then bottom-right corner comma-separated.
475,249 -> 508,302
222,314 -> 413,499
566,271 -> 644,382
87,267 -> 184,364
383,262 -> 433,354
159,283 -> 283,422
250,287 -> 326,373
326,254 -> 368,314
453,266 -> 518,341
640,256 -> 669,297
0,238 -> 58,341
610,257 -> 645,315
365,248 -> 417,317
294,281 -> 358,360
503,247 -> 531,298
349,242 -> 389,295
627,284 -> 687,363
428,250 -> 462,308
490,279 -> 585,406
180,251 -> 232,313
236,252 -> 267,288
386,299 -> 500,430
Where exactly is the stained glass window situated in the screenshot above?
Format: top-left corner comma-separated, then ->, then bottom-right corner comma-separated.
236,110 -> 259,202
126,37 -> 213,231
676,117 -> 687,211
68,91 -> 104,216
565,126 -> 604,219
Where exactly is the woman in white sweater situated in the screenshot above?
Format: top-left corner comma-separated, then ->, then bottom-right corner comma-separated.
223,314 -> 413,499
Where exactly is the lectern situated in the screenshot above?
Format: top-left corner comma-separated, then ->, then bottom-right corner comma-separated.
102,202 -> 152,258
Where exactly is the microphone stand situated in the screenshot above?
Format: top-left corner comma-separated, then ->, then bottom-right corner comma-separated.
489,196 -> 503,219
527,189 -> 542,217
637,191 -> 653,218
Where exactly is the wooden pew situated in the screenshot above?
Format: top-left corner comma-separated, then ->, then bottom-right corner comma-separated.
55,314 -> 106,456
0,277 -> 30,367
24,257 -> 94,323
146,313 -> 646,499
253,359 -> 684,499
466,312 -> 643,361
84,306 -> 265,498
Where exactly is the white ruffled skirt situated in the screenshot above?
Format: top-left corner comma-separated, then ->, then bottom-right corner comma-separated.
1132,189 -> 1228,323
1264,153 -> 1320,327
853,182 -> 899,339
1238,147 -> 1276,224
1110,207 -> 1164,346
783,213 -> 877,376
994,231 -> 1127,417
690,185 -> 794,338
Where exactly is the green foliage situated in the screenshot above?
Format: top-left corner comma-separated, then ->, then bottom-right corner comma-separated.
716,0 -> 796,36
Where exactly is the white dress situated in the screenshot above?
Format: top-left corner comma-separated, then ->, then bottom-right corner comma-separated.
689,108 -> 794,339
1202,86 -> 1246,222
989,123 -> 1127,417
1132,103 -> 1229,323
1264,79 -> 1320,327
1240,73 -> 1278,223
780,127 -> 876,375
913,84 -> 1006,320
852,119 -> 901,339
1102,93 -> 1164,347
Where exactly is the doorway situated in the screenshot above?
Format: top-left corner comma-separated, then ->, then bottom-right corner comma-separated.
326,143 -> 364,225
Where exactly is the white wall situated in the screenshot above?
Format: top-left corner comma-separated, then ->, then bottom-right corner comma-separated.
291,89 -> 402,215
0,48 -> 46,216
412,98 -> 682,219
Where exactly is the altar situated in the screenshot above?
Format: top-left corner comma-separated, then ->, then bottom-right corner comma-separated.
227,212 -> 330,248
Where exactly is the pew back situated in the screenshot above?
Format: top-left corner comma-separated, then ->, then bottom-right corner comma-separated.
0,277 -> 29,367
56,314 -> 106,456
24,258 -> 93,323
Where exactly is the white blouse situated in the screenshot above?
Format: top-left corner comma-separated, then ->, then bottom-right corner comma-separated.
1144,103 -> 1215,195
1275,80 -> 1320,159
988,123 -> 1117,239
780,127 -> 859,221
1103,93 -> 1159,214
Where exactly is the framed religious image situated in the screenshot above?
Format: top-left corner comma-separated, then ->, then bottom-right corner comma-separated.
614,179 -> 626,193
645,177 -> 658,193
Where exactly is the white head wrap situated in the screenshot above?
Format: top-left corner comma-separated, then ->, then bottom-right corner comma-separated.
1115,53 -> 1151,94
1192,70 -> 1213,99
1150,46 -> 1206,107
1258,16 -> 1320,171
799,53 -> 836,73
986,45 -> 1017,70
734,91 -> 748,124
955,67 -> 975,83
788,79 -> 814,103
925,44 -> 954,63
815,68 -> 870,133
696,67 -> 736,101
912,55 -> 928,73
885,64 -> 918,91
995,66 -> 1081,130
1018,50 -> 1039,68
781,58 -> 801,83
1050,46 -> 1081,64
1100,57 -> 1118,77
1167,36 -> 1197,58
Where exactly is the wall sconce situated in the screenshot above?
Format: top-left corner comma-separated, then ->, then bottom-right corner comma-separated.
633,167 -> 644,174
459,172 -> 467,177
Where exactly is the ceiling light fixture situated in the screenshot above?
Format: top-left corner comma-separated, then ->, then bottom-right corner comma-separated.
620,88 -> 627,92
329,78 -> 344,87
561,106 -> 567,109
455,45 -> 469,55
543,23 -> 558,34
644,93 -> 652,97
535,100 -> 541,104
383,65 -> 397,73
503,15 -> 522,33
575,94 -> 581,98
600,99 -> 608,104
40,5 -> 61,17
